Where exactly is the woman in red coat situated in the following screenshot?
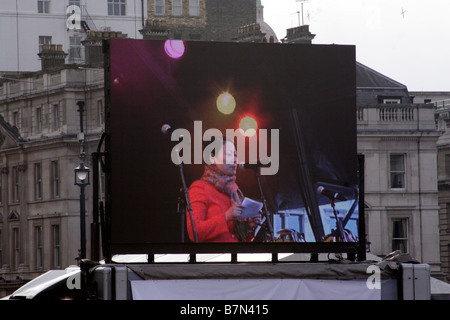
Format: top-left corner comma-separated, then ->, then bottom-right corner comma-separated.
187,139 -> 255,242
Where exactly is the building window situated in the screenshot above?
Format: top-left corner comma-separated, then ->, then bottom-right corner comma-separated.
69,36 -> 83,62
189,0 -> 200,16
69,0 -> 80,6
390,154 -> 405,189
36,226 -> 43,269
35,163 -> 42,200
155,0 -> 165,16
53,103 -> 60,130
392,218 -> 408,253
98,100 -> 105,126
108,0 -> 126,16
13,111 -> 20,128
383,99 -> 401,104
53,225 -> 60,268
189,33 -> 201,40
13,228 -> 19,270
445,154 -> 450,177
172,0 -> 182,16
0,229 -> 2,268
12,166 -> 19,203
36,107 -> 43,133
38,36 -> 52,53
51,161 -> 60,198
447,204 -> 450,230
38,0 -> 50,14
0,172 -> 3,205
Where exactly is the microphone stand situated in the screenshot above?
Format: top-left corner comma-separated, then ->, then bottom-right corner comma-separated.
177,188 -> 185,242
163,127 -> 198,243
173,154 -> 198,243
329,198 -> 345,242
177,162 -> 198,243
254,170 -> 275,242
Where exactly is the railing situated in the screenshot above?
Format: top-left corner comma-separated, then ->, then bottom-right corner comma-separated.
81,5 -> 97,31
357,104 -> 436,131
357,107 -> 364,121
357,105 -> 417,122
378,106 -> 415,121
433,99 -> 450,109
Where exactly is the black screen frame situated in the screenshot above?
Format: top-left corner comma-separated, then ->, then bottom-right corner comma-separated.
102,38 -> 364,258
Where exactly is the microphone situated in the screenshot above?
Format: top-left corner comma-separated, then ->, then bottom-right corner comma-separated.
317,186 -> 347,201
239,159 -> 271,170
161,124 -> 173,135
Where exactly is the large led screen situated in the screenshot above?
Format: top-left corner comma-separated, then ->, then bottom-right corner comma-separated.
105,39 -> 358,254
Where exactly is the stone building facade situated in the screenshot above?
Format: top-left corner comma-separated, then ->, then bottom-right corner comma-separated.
141,0 -> 256,41
0,61 -> 105,296
411,91 -> 450,282
0,0 -> 146,72
436,121 -> 450,282
356,63 -> 442,277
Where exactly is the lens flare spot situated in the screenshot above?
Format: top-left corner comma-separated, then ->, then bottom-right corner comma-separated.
216,92 -> 236,115
164,40 -> 185,59
239,116 -> 258,137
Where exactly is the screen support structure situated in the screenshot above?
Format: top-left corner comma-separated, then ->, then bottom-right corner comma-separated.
102,39 -> 112,264
91,132 -> 111,263
356,154 -> 366,261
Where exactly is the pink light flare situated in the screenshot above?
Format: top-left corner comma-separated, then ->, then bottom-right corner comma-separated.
164,40 -> 186,59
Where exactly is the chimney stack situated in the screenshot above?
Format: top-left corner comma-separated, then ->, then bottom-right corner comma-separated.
283,25 -> 315,44
82,30 -> 124,68
234,23 -> 266,42
140,19 -> 169,40
37,44 -> 68,71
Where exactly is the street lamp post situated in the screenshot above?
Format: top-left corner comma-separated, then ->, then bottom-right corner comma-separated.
75,100 -> 89,260
75,162 -> 90,260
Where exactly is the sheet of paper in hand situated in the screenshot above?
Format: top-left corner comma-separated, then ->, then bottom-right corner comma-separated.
241,197 -> 263,218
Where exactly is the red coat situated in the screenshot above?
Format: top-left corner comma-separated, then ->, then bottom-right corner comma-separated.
187,180 -> 238,242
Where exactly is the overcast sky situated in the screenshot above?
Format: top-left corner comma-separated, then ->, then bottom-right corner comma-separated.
262,0 -> 450,92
